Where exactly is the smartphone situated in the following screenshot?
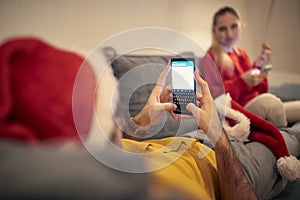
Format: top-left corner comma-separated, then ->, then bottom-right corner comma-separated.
171,58 -> 196,115
261,64 -> 273,73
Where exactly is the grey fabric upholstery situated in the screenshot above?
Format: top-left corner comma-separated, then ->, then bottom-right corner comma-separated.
269,83 -> 300,102
104,48 -> 300,199
106,50 -> 198,139
0,140 -> 149,200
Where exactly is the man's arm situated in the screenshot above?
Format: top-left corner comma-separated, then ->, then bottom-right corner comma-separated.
214,131 -> 257,200
131,63 -> 257,199
186,71 -> 257,200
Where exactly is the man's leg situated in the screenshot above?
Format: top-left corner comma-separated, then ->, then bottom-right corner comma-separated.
230,122 -> 300,199
280,121 -> 300,156
230,140 -> 287,200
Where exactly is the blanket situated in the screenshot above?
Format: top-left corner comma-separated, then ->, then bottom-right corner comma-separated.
0,37 -> 95,143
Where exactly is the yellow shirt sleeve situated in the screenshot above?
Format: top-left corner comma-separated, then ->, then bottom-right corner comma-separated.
122,137 -> 220,200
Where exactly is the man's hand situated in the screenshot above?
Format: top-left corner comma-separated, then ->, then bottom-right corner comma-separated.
185,70 -> 222,144
184,73 -> 257,199
132,61 -> 178,128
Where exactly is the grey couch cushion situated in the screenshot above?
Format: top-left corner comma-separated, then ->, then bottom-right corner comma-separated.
0,140 -> 149,200
269,83 -> 300,102
105,50 -> 198,139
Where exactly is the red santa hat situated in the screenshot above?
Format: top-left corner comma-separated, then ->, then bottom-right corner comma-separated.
216,94 -> 300,181
0,37 -> 95,143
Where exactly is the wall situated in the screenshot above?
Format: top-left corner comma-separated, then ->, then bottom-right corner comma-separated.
0,0 -> 242,50
0,0 -> 299,81
244,0 -> 300,75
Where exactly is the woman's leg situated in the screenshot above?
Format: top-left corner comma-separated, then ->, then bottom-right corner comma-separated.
283,101 -> 300,124
244,93 -> 287,127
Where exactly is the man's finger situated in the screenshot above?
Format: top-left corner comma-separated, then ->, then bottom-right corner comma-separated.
160,85 -> 172,103
169,111 -> 180,121
161,102 -> 177,113
196,92 -> 203,101
194,70 -> 211,99
186,103 -> 200,118
166,84 -> 172,91
153,102 -> 176,113
157,60 -> 171,87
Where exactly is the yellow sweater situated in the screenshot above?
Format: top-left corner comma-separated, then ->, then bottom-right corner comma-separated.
122,137 -> 220,200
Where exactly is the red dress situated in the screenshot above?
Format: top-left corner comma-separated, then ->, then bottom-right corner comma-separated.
202,48 -> 268,106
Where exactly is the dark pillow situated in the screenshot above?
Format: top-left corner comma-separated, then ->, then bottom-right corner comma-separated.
104,48 -> 198,139
111,55 -> 170,116
269,83 -> 300,102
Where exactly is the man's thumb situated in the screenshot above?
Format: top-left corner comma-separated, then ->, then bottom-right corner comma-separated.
186,103 -> 199,117
161,102 -> 177,112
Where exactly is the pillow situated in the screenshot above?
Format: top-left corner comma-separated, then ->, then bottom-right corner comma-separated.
110,54 -> 171,117
269,83 -> 300,102
104,48 -> 198,140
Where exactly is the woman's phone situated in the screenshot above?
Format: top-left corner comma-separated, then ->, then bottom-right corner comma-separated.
171,58 -> 196,115
261,64 -> 273,73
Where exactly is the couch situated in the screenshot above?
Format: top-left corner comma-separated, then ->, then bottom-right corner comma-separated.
102,46 -> 300,199
0,37 -> 299,199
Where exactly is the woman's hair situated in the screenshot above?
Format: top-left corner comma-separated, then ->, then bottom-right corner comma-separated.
211,6 -> 241,74
213,6 -> 240,27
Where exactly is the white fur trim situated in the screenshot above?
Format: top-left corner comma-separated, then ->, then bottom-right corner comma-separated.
214,94 -> 227,117
214,93 -> 231,113
214,93 -> 250,142
223,107 -> 250,142
277,156 -> 300,181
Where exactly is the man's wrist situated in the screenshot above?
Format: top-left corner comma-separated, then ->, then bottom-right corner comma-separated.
132,108 -> 151,128
128,117 -> 149,137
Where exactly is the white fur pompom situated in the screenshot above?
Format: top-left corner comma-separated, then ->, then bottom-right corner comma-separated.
277,156 -> 300,181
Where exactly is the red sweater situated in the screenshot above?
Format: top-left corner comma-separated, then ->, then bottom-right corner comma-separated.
202,48 -> 268,106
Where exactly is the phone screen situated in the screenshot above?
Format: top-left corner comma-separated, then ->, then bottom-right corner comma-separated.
171,58 -> 196,115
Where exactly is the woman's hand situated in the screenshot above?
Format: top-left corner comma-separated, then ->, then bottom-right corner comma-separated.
132,61 -> 178,129
241,69 -> 267,87
254,43 -> 271,67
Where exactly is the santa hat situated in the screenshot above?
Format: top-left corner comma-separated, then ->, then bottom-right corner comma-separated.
216,94 -> 300,181
0,37 -> 95,143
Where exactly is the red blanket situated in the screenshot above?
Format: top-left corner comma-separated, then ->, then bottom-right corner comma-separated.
0,37 -> 95,143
